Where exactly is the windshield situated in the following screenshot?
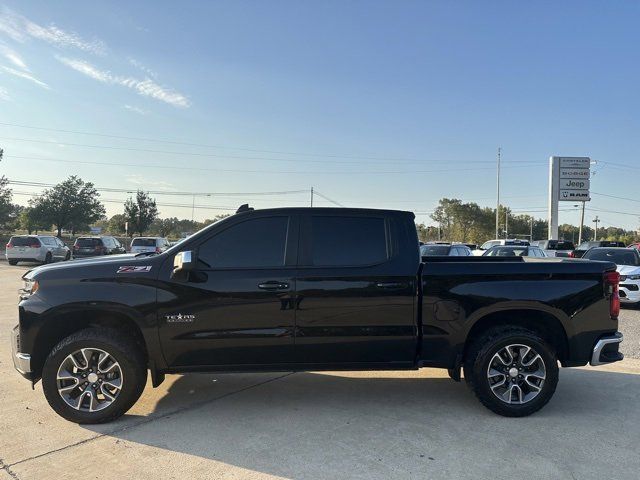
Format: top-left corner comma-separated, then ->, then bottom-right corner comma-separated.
420,245 -> 450,256
547,241 -> 575,250
583,249 -> 640,266
484,247 -> 528,257
76,238 -> 102,247
10,236 -> 40,246
131,238 -> 157,247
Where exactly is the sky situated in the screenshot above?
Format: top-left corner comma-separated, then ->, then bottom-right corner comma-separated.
0,0 -> 638,233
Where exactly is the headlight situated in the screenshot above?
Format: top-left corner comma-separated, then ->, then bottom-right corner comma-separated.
21,279 -> 39,298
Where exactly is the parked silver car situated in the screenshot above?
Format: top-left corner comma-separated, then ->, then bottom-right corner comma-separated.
129,236 -> 170,254
5,235 -> 71,265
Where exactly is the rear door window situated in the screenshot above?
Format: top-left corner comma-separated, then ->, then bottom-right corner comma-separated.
77,238 -> 102,247
310,216 -> 388,266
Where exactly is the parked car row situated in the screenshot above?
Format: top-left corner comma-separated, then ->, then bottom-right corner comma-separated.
5,235 -> 170,265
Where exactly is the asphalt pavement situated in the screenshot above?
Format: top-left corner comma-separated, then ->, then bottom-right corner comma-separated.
1,261 -> 639,480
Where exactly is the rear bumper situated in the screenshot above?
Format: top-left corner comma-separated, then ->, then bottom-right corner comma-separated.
590,332 -> 623,366
11,325 -> 33,379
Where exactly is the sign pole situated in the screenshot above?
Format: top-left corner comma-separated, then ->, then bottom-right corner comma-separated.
578,202 -> 585,244
496,148 -> 501,239
548,157 -> 559,240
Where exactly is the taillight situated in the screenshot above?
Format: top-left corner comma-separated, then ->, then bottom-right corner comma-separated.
73,245 -> 79,250
568,251 -> 575,258
6,242 -> 12,249
604,271 -> 620,318
155,247 -> 161,253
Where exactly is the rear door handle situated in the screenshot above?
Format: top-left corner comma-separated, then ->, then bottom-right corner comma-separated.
258,281 -> 290,291
375,282 -> 409,289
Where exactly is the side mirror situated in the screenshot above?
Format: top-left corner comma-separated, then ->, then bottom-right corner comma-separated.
171,250 -> 196,279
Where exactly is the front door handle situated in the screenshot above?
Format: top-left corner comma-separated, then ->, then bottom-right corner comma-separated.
375,282 -> 409,289
258,281 -> 290,291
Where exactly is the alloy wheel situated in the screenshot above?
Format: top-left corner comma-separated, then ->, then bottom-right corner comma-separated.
487,344 -> 546,405
56,348 -> 123,412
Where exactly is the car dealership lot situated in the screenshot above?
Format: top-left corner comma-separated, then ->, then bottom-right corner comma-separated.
1,261 -> 639,480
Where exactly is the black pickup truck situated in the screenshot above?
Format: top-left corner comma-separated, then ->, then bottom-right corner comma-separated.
12,206 -> 623,423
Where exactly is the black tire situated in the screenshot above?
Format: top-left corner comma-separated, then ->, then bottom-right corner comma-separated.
8,259 -> 18,265
43,252 -> 52,264
464,326 -> 559,417
42,328 -> 147,424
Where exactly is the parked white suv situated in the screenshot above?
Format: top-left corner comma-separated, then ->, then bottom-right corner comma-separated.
5,235 -> 71,265
129,237 -> 170,254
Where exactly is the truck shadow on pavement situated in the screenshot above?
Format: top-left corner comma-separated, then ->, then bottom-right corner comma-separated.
81,367 -> 640,479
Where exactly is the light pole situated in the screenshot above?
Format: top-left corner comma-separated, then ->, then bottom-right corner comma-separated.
495,147 -> 501,239
192,194 -> 211,223
593,216 -> 600,241
577,202 -> 585,244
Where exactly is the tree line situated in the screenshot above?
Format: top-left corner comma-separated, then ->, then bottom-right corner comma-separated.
417,197 -> 638,245
0,176 -> 637,243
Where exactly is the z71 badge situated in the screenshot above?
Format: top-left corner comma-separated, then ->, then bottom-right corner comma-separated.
116,266 -> 152,273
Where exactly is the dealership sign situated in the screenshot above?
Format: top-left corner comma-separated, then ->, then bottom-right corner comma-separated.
557,157 -> 591,202
548,156 -> 592,240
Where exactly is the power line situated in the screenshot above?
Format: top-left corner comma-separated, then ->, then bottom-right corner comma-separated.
5,179 -> 309,197
313,190 -> 345,207
3,154 -> 544,176
591,191 -> 640,204
0,121 -> 545,165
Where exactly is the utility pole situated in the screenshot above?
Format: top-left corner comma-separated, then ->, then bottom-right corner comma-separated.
578,202 -> 585,244
593,216 -> 600,241
191,194 -> 196,223
310,187 -> 314,207
505,208 -> 508,239
530,216 -> 534,241
495,147 -> 501,239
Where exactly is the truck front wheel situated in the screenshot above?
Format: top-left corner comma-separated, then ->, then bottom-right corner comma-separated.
464,327 -> 559,417
42,328 -> 147,424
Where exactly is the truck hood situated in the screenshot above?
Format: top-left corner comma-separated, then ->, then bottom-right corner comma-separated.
618,264 -> 640,276
24,253 -> 162,279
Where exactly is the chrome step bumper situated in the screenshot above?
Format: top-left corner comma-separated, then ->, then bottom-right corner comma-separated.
590,332 -> 623,366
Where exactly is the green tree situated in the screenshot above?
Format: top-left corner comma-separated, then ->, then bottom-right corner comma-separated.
0,176 -> 14,231
19,206 -> 50,234
30,176 -> 106,237
107,214 -> 127,235
124,190 -> 159,236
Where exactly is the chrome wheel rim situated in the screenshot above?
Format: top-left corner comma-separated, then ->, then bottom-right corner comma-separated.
487,344 -> 546,405
56,348 -> 123,412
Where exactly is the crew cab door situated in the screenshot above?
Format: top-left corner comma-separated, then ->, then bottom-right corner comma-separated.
294,212 -> 417,366
157,214 -> 298,368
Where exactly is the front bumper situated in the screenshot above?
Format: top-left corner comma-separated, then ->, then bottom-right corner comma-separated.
11,325 -> 32,378
590,332 -> 623,366
619,281 -> 640,304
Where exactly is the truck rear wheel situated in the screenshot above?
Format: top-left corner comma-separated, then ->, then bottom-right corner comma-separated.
42,328 -> 147,424
464,326 -> 559,417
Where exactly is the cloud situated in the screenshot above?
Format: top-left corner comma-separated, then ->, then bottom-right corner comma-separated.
124,104 -> 147,115
0,6 -> 106,55
0,65 -> 49,89
57,56 -> 190,108
0,86 -> 9,100
128,57 -> 156,78
125,174 -> 173,190
0,43 -> 29,70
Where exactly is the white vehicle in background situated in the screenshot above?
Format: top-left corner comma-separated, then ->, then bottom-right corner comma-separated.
531,240 -> 575,258
582,247 -> 640,306
472,239 -> 530,256
5,235 -> 71,265
129,237 -> 170,254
